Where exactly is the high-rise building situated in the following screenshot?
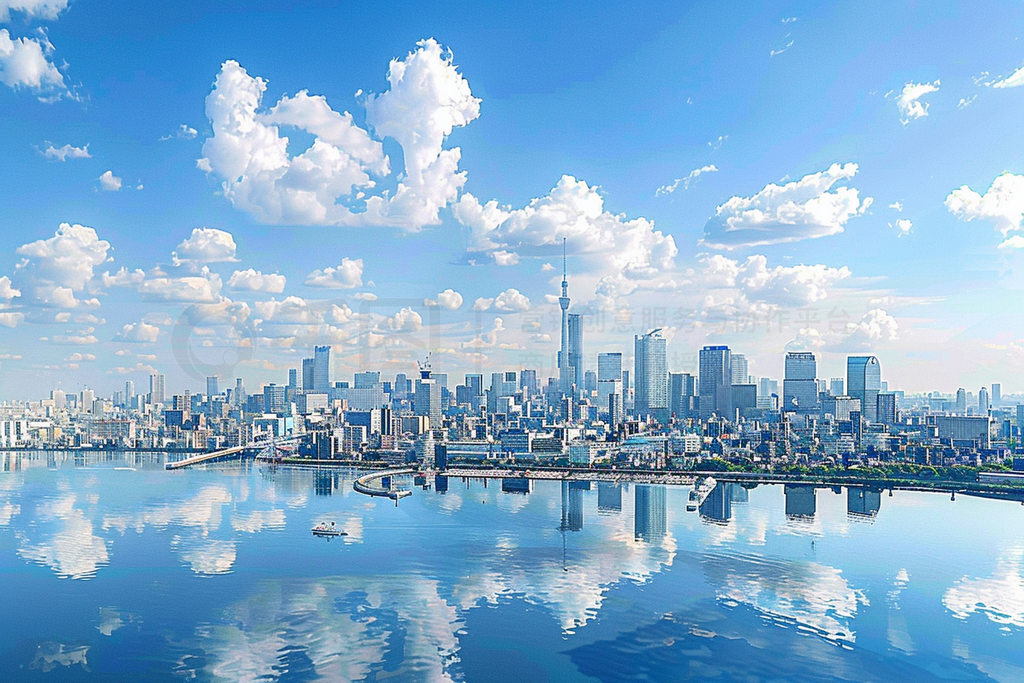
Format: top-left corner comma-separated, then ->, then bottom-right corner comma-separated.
313,345 -> 331,392
287,369 -> 297,390
979,386 -> 991,414
956,388 -> 967,415
1017,404 -> 1024,432
597,352 -> 623,408
876,393 -> 898,425
465,373 -> 483,397
519,369 -> 538,396
301,358 -> 315,391
669,372 -> 696,418
634,330 -> 668,418
557,239 -> 572,395
206,376 -> 220,398
414,366 -> 442,429
149,373 -> 166,405
992,383 -> 1002,407
354,371 -> 381,389
568,313 -> 584,390
699,346 -> 732,419
124,381 -> 135,408
830,378 -> 844,396
784,352 -> 818,413
730,354 -> 749,386
263,384 -> 286,414
847,356 -> 881,421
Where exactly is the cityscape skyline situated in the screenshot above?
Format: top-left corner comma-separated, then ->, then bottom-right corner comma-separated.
2,2 -> 1024,399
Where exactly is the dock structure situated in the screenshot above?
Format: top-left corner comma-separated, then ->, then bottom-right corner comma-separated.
353,468 -> 416,501
164,445 -> 248,470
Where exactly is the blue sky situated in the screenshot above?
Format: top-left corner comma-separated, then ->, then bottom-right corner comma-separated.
1,0 -> 1024,399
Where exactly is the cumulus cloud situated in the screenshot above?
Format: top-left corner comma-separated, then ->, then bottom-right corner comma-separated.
14,223 -> 110,309
137,268 -> 223,303
473,288 -> 530,312
424,288 -> 462,310
0,275 -> 21,300
227,269 -> 286,293
896,81 -> 939,124
993,66 -> 1024,90
160,124 -> 198,141
304,257 -> 363,289
999,235 -> 1024,250
198,39 -> 477,229
701,163 -> 871,249
42,143 -> 89,161
172,227 -> 238,265
115,321 -> 160,344
97,170 -> 121,191
701,254 -> 851,306
656,164 -> 718,196
843,309 -> 899,347
458,175 -> 677,286
0,29 -> 64,94
0,0 -> 70,21
384,306 -> 422,332
945,172 -> 1024,247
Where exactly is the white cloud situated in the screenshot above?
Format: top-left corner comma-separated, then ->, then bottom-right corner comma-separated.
702,163 -> 871,249
254,296 -> 320,325
472,288 -> 531,312
492,250 -> 519,266
352,291 -> 377,301
0,0 -> 70,21
159,124 -> 198,141
304,257 -> 363,289
98,170 -> 122,191
0,275 -> 21,300
227,269 -> 286,293
993,66 -> 1024,89
0,312 -> 24,327
701,254 -> 851,307
888,201 -> 903,212
115,321 -> 160,344
998,235 -> 1024,250
198,40 -> 477,230
42,143 -> 89,161
15,223 -> 110,309
945,172 -> 1024,238
424,288 -> 462,310
384,306 -> 422,332
890,218 -> 913,236
842,309 -> 899,349
50,333 -> 98,345
0,29 -> 64,94
458,175 -> 677,286
172,227 -> 238,265
137,268 -> 222,303
656,164 -> 718,196
896,80 -> 939,124
66,352 -> 95,362
708,135 -> 727,150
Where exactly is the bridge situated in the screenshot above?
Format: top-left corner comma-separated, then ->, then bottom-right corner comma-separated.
353,468 -> 416,502
164,436 -> 304,470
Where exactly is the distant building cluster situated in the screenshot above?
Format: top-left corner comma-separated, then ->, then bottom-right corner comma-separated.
1,261 -> 1021,473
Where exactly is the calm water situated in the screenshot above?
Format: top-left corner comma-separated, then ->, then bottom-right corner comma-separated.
2,452 -> 1024,682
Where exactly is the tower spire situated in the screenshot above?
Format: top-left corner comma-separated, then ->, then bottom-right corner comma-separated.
562,237 -> 567,281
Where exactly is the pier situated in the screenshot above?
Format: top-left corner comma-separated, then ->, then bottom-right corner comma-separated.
353,468 -> 416,501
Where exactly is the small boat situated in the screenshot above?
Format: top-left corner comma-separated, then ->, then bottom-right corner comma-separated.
311,521 -> 347,537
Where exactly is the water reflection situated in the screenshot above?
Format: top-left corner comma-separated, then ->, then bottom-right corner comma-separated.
3,457 -> 1024,680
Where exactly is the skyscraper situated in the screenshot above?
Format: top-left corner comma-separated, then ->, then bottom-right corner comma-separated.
847,356 -> 881,421
634,330 -> 668,419
784,352 -> 818,413
699,345 -> 731,419
956,388 -> 967,415
730,354 -> 749,385
415,364 -> 442,429
669,372 -> 696,418
313,345 -> 331,392
597,352 -> 623,409
302,358 -> 316,392
979,386 -> 991,414
568,313 -> 584,389
558,238 -> 572,395
830,378 -> 844,396
124,380 -> 135,408
149,373 -> 166,405
992,383 -> 1002,407
206,376 -> 220,397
